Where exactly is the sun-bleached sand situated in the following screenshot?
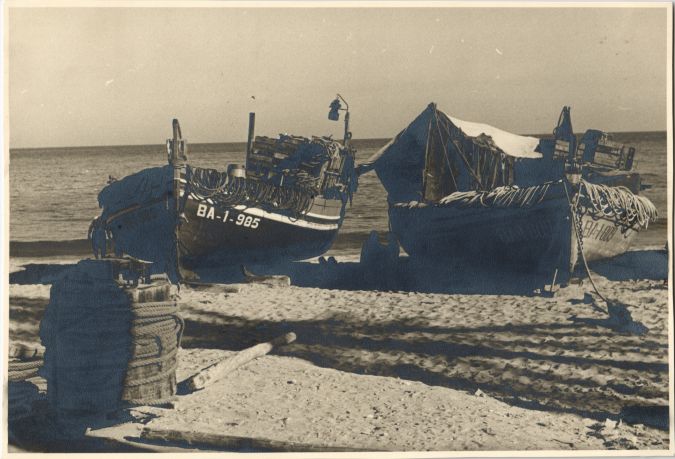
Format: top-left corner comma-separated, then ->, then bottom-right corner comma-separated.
7,253 -> 670,451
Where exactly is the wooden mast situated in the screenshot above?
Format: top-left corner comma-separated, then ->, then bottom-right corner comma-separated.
168,119 -> 187,280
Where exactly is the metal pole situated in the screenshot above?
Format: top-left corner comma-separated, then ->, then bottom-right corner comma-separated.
343,111 -> 350,150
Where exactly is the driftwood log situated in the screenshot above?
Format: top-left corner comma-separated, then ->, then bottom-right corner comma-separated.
183,332 -> 296,391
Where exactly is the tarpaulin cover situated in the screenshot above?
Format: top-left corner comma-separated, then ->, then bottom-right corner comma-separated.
98,165 -> 173,218
446,116 -> 542,159
357,103 -> 546,202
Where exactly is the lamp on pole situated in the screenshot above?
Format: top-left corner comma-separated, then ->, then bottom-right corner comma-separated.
328,94 -> 352,150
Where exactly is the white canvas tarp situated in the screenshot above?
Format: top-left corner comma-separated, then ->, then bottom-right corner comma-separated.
447,116 -> 542,159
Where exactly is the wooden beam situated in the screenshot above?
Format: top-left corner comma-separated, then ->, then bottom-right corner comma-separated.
183,332 -> 296,392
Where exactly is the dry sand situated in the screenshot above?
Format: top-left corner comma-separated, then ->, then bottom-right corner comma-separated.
7,254 -> 671,451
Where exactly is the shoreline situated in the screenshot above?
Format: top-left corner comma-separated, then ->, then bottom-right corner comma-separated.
7,216 -> 669,259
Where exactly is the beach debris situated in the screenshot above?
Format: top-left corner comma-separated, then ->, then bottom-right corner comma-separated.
604,418 -> 618,430
183,281 -> 242,294
319,256 -> 338,266
184,332 -> 297,392
474,389 -> 485,397
619,405 -> 669,430
241,266 -> 291,287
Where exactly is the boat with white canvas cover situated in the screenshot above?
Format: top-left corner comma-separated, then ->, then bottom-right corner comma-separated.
357,103 -> 657,286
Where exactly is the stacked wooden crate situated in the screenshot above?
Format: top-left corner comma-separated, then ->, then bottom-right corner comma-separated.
247,134 -> 346,196
246,135 -> 308,182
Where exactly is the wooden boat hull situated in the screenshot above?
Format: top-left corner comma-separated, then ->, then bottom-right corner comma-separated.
388,182 -> 647,285
389,187 -> 574,283
177,194 -> 343,270
105,191 -> 345,279
574,213 -> 640,263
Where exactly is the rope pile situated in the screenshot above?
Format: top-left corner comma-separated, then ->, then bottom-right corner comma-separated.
8,344 -> 46,420
576,180 -> 658,229
394,182 -> 553,209
39,259 -> 183,414
186,166 -> 314,215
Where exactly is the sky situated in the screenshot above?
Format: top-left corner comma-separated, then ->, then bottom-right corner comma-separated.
7,5 -> 670,148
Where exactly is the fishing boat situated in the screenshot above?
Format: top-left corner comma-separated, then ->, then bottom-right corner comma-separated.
94,96 -> 358,280
357,103 -> 657,286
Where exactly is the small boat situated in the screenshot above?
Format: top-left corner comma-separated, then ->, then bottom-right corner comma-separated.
357,103 -> 657,286
94,96 -> 358,280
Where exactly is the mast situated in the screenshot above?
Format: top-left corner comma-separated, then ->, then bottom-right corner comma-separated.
246,112 -> 256,156
167,119 -> 187,280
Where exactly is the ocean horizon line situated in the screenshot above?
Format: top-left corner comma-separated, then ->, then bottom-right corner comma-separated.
8,130 -> 668,152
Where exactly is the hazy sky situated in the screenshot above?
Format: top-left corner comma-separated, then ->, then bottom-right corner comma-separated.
8,5 -> 669,148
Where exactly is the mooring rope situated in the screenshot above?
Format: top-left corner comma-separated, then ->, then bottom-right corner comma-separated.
563,180 -> 610,314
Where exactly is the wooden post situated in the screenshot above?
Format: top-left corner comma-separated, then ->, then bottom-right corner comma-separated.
246,112 -> 256,156
183,332 -> 296,391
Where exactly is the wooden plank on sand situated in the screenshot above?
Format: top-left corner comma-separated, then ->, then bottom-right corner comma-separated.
140,427 -> 385,452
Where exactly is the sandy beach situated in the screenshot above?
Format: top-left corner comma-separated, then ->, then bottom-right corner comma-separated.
8,250 -> 670,452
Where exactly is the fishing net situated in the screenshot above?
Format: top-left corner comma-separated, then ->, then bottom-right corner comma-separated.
186,166 -> 315,215
393,182 -> 553,209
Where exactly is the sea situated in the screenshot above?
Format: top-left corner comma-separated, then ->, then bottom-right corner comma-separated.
9,132 -> 668,258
